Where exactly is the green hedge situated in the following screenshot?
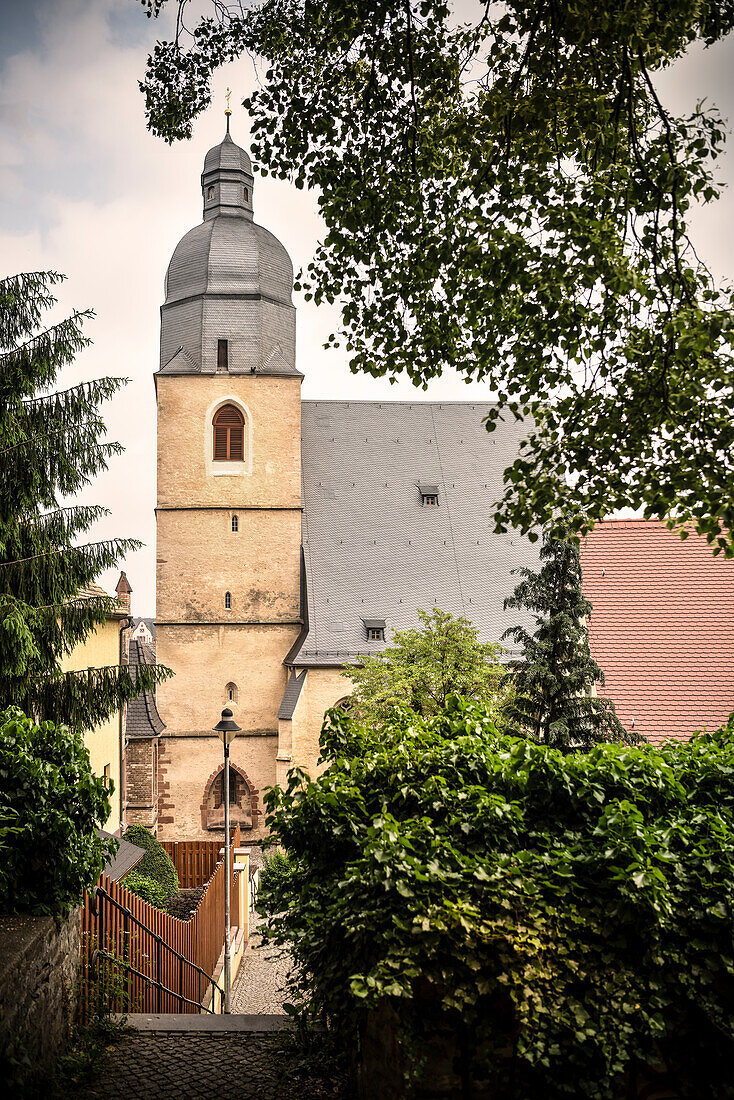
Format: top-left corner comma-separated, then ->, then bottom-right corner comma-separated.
0,707 -> 115,915
258,849 -> 296,915
123,872 -> 168,910
263,698 -> 734,1099
124,825 -> 179,899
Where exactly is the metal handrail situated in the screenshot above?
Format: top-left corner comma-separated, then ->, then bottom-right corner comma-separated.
89,884 -> 225,1014
89,948 -> 218,1013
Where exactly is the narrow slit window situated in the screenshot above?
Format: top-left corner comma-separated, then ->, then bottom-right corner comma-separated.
213,404 -> 244,461
224,591 -> 232,610
231,515 -> 239,533
217,339 -> 229,372
226,682 -> 238,703
243,186 -> 249,202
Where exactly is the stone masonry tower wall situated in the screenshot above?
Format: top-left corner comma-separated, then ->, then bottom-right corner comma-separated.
154,126 -> 303,840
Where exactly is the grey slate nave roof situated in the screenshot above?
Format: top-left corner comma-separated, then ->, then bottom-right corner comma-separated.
294,401 -> 541,667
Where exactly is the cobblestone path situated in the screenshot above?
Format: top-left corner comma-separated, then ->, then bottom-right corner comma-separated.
231,913 -> 293,1015
87,1029 -> 347,1099
83,918 -> 321,1099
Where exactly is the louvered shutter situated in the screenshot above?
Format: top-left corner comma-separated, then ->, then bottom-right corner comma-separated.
212,404 -> 245,461
228,422 -> 244,460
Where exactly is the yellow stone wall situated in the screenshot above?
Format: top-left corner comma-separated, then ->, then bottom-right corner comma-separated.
60,616 -> 123,832
157,734 -> 273,841
279,667 -> 353,783
156,623 -> 299,734
156,374 -> 301,510
156,509 -> 301,623
155,371 -> 303,837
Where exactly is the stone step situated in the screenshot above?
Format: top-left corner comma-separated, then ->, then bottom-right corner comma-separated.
116,1012 -> 292,1033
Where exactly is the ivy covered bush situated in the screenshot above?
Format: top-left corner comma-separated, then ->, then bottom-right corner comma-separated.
263,700 -> 734,1098
123,872 -> 167,910
124,825 -> 179,899
258,849 -> 297,915
0,707 -> 116,915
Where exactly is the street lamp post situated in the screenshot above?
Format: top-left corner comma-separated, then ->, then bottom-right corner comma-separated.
212,706 -> 241,1013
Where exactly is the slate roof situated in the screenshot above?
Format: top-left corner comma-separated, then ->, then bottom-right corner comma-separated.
98,830 -> 145,882
203,131 -> 253,176
125,639 -> 166,739
581,520 -> 734,744
161,345 -> 200,375
162,217 -> 294,311
76,582 -> 127,619
293,401 -> 541,667
277,669 -> 307,720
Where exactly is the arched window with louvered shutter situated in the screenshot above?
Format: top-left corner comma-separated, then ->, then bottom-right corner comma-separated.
213,404 -> 245,461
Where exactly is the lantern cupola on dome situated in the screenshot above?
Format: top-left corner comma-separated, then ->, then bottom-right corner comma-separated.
201,124 -> 255,221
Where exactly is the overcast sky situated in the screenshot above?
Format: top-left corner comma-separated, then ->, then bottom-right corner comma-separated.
1,0 -> 733,613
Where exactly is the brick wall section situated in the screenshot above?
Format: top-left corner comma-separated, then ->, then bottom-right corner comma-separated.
125,738 -> 159,831
156,734 -> 272,842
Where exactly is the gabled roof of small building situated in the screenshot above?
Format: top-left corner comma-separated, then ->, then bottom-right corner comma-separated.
293,400 -> 541,667
125,639 -> 166,739
581,519 -> 734,745
98,829 -> 145,882
132,617 -> 156,641
76,581 -> 127,619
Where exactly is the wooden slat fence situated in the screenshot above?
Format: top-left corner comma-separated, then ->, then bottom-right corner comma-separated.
162,839 -> 224,888
80,825 -> 241,1020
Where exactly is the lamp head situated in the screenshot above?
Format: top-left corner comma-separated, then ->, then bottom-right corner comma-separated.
213,707 -> 242,745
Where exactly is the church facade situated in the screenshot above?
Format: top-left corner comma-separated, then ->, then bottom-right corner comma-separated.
139,126 -> 540,841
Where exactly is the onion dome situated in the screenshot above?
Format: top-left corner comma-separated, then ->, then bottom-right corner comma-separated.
163,128 -> 293,309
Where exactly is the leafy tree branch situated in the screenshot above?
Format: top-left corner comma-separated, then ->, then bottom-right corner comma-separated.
138,0 -> 734,552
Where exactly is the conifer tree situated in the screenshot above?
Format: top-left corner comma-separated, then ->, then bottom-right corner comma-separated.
0,271 -> 168,732
502,532 -> 634,750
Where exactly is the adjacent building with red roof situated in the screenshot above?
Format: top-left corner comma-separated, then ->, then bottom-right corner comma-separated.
581,520 -> 734,745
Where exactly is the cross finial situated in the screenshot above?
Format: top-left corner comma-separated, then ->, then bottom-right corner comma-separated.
225,87 -> 232,133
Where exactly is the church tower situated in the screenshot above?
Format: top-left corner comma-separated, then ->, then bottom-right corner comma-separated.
154,122 -> 303,840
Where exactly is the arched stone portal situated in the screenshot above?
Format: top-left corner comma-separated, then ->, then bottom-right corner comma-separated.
201,761 -> 259,832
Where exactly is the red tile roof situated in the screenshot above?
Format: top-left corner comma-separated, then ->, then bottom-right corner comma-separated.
581,520 -> 734,745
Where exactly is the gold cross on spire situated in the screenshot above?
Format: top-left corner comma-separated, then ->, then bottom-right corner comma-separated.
225,87 -> 232,133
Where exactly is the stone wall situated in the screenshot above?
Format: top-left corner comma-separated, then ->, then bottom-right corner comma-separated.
290,666 -> 353,779
156,732 -> 272,841
0,908 -> 81,1083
